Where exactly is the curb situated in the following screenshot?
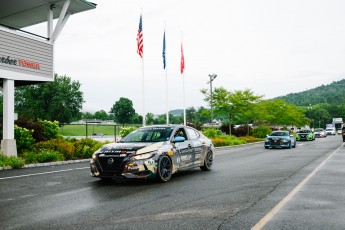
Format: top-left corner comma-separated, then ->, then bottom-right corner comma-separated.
0,159 -> 90,171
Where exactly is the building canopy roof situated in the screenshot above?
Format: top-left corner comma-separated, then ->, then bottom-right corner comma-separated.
0,0 -> 96,29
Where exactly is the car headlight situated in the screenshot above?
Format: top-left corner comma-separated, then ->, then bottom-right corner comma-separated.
131,152 -> 155,160
92,149 -> 101,160
282,139 -> 289,143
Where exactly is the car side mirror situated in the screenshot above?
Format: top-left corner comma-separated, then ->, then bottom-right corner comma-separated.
172,136 -> 185,143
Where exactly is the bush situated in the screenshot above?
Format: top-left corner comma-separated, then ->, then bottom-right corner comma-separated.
233,125 -> 253,137
202,128 -> 222,138
252,126 -> 272,138
220,123 -> 235,135
22,150 -> 64,164
33,139 -> 75,160
14,125 -> 35,154
120,126 -> 137,137
15,119 -> 63,142
39,120 -> 63,141
70,138 -> 105,159
0,153 -> 25,168
238,136 -> 263,143
211,135 -> 246,147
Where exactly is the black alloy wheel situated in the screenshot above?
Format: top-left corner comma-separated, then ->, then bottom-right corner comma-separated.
156,155 -> 172,182
200,150 -> 213,171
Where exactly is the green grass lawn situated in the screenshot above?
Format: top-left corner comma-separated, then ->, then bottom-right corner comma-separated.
60,124 -> 140,136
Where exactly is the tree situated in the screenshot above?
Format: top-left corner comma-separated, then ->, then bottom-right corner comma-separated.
81,112 -> 94,119
254,99 -> 308,127
196,106 -> 211,124
94,110 -> 109,120
146,113 -> 155,125
202,87 -> 262,135
110,97 -> 135,125
15,74 -> 83,124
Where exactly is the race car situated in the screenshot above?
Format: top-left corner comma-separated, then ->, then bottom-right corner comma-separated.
90,125 -> 214,182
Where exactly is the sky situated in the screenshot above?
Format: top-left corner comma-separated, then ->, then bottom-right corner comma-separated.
27,0 -> 345,115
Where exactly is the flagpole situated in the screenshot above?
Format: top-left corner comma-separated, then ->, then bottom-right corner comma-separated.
183,73 -> 186,126
164,23 -> 169,125
142,53 -> 146,127
138,8 -> 145,127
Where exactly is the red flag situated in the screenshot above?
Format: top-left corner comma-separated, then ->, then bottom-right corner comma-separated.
180,43 -> 184,74
137,14 -> 143,58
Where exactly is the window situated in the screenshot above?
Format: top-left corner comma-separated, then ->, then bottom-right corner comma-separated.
186,128 -> 199,140
174,128 -> 188,140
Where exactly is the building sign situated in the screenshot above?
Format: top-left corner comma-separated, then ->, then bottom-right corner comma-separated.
0,26 -> 53,83
1,55 -> 40,70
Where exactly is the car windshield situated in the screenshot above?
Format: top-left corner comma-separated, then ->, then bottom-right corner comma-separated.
270,132 -> 289,136
314,128 -> 323,132
298,130 -> 311,133
120,127 -> 174,143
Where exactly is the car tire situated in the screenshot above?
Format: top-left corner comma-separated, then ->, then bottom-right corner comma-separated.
265,146 -> 269,149
200,150 -> 213,171
156,155 -> 172,182
288,142 -> 292,149
293,141 -> 296,148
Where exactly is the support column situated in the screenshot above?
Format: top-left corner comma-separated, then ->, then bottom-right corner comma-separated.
1,79 -> 17,156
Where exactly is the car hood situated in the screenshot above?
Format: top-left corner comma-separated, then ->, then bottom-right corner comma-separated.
98,142 -> 165,155
267,136 -> 288,139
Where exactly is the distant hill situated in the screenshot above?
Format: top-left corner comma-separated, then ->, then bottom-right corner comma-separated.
169,109 -> 183,116
275,79 -> 345,106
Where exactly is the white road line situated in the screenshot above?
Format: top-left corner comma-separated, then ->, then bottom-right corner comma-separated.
251,144 -> 343,230
0,167 -> 89,180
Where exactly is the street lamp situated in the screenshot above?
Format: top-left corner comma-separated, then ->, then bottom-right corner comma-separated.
207,74 -> 217,125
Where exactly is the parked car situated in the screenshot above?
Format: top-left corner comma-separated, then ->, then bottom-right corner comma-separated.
296,129 -> 315,141
325,127 -> 336,135
342,126 -> 345,142
90,125 -> 214,182
264,131 -> 296,149
314,128 -> 327,138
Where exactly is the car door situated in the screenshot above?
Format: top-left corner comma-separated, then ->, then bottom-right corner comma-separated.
173,127 -> 194,168
186,127 -> 203,166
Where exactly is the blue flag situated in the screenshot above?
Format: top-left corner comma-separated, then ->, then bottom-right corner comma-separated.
162,31 -> 166,69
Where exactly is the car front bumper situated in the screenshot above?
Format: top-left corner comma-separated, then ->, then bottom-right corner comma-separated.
90,158 -> 157,179
264,141 -> 291,148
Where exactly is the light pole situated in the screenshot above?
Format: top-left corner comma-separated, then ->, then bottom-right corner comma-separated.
207,74 -> 217,124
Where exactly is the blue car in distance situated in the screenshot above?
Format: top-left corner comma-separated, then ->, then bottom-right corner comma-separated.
264,131 -> 296,149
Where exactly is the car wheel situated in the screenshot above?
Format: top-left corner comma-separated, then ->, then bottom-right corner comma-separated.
156,155 -> 172,182
293,141 -> 296,148
200,150 -> 213,171
288,142 -> 292,149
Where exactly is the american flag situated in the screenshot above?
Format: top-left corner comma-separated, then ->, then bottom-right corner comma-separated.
180,43 -> 185,74
137,14 -> 143,58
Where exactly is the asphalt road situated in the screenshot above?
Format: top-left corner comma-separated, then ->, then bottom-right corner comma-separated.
0,135 -> 344,230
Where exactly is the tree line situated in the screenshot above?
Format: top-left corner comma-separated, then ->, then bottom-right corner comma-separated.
1,73 -> 343,129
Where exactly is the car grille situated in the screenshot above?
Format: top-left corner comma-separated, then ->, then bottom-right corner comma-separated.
98,156 -> 124,173
299,134 -> 307,139
268,139 -> 283,145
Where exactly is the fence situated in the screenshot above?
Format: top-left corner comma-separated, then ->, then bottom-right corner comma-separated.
60,123 -> 141,142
